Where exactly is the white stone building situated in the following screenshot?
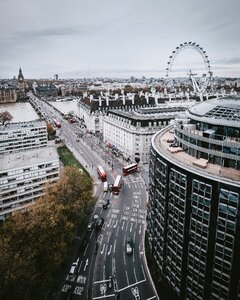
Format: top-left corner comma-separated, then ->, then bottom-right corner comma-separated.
0,146 -> 59,222
0,121 -> 48,155
103,102 -> 195,164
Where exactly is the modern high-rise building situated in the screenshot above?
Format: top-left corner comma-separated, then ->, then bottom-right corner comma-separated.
147,96 -> 240,300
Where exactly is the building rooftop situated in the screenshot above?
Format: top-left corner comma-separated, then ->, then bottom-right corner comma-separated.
0,120 -> 46,131
0,146 -> 59,171
187,96 -> 240,127
153,126 -> 240,186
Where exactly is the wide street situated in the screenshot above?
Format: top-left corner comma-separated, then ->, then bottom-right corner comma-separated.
28,93 -> 158,300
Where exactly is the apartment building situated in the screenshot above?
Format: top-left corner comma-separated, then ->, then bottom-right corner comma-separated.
0,121 -> 47,155
147,96 -> 240,299
0,146 -> 59,222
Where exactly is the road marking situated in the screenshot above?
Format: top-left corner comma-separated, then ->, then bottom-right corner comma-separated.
107,245 -> 112,255
77,275 -> 87,284
113,240 -> 116,253
83,243 -> 89,256
134,268 -> 137,282
83,258 -> 88,271
107,219 -> 112,227
112,257 -> 116,274
146,296 -> 157,300
139,224 -> 142,234
118,279 -> 146,292
93,294 -> 115,299
130,222 -> 133,232
122,220 -> 125,230
141,265 -> 146,280
101,243 -> 105,255
97,234 -> 103,245
61,284 -> 72,293
116,226 -> 119,237
114,219 -> 118,228
125,270 -> 130,286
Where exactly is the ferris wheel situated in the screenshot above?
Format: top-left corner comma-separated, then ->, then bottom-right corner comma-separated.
165,42 -> 212,93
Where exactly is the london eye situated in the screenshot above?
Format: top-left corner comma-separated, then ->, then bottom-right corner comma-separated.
165,42 -> 213,94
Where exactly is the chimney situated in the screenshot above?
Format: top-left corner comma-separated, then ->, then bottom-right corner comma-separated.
90,95 -> 93,102
145,92 -> 149,104
122,94 -> 126,105
106,96 -> 109,106
131,94 -> 134,105
115,93 -> 118,100
98,95 -> 102,106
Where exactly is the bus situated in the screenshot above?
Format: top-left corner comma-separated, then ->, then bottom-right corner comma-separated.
53,119 -> 61,128
122,163 -> 138,176
112,175 -> 123,195
97,166 -> 107,181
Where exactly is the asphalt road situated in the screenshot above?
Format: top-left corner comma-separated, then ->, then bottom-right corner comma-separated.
28,93 -> 158,300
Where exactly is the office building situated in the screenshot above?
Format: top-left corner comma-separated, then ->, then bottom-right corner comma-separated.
147,96 -> 240,299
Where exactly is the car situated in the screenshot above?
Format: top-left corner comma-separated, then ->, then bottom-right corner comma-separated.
69,259 -> 79,278
87,221 -> 94,232
76,138 -> 80,142
96,217 -> 104,230
126,237 -> 133,255
103,181 -> 108,192
109,184 -> 113,192
108,276 -> 113,289
102,199 -> 110,209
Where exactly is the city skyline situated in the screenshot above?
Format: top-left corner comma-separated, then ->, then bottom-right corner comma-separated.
0,0 -> 240,79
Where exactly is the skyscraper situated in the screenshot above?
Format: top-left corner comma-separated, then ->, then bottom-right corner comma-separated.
147,96 -> 240,299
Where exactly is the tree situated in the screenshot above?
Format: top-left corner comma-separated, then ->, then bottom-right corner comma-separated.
0,166 -> 95,300
46,122 -> 56,139
0,111 -> 13,125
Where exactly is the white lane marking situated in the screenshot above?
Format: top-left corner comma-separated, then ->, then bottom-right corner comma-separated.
107,245 -> 112,255
126,221 -> 129,231
114,219 -> 118,228
124,251 -> 126,265
134,268 -> 137,282
118,279 -> 146,292
83,243 -> 89,256
107,219 -> 112,227
125,270 -> 130,286
116,226 -> 120,237
146,296 -> 157,300
90,229 -> 94,239
122,220 -> 125,230
141,265 -> 146,280
112,257 -> 116,274
93,294 -> 115,299
83,258 -> 88,271
113,240 -> 116,253
101,243 -> 105,255
130,222 -> 133,232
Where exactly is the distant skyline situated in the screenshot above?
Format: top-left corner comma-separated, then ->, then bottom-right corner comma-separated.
0,0 -> 240,79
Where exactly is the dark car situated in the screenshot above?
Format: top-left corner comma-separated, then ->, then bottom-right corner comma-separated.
108,276 -> 113,289
102,199 -> 110,209
87,221 -> 94,232
96,217 -> 104,230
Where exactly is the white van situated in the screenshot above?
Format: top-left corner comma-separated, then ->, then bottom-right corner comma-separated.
103,181 -> 108,192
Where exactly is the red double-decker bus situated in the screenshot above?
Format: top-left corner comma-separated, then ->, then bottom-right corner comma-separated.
97,166 -> 107,181
112,175 -> 123,195
122,163 -> 138,176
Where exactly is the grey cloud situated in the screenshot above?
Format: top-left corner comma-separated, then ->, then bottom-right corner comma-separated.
15,25 -> 90,39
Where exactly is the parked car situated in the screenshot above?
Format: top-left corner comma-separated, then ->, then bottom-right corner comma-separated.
125,237 -> 133,254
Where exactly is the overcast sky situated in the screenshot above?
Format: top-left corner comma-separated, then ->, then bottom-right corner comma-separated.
0,0 -> 240,79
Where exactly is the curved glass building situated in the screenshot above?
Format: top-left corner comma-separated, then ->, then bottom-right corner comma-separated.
147,96 -> 240,299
